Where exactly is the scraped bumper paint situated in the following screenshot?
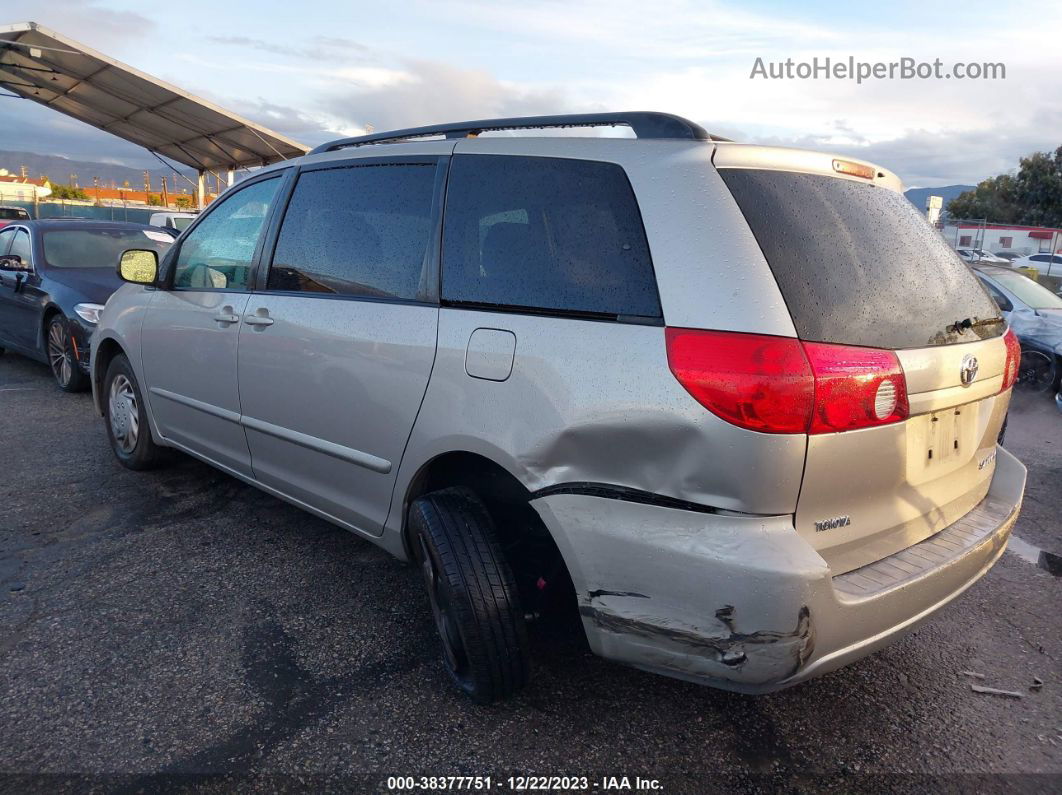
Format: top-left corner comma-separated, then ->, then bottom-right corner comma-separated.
531,446 -> 1026,692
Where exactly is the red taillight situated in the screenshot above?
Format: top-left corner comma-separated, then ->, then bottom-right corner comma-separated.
664,328 -> 813,433
665,328 -> 909,435
1001,328 -> 1021,391
802,341 -> 908,433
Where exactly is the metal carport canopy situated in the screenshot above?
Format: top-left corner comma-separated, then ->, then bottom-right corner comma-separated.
0,21 -> 309,186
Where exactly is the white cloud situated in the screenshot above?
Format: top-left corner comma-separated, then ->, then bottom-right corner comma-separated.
0,0 -> 155,49
318,58 -> 575,132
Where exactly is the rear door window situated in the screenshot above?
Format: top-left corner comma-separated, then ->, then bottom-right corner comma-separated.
719,169 -> 1003,349
441,155 -> 661,321
267,163 -> 437,301
976,276 -> 1013,312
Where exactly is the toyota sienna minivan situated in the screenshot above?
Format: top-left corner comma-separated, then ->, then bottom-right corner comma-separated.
91,112 -> 1026,703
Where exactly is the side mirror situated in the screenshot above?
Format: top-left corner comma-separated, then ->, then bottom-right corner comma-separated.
0,254 -> 30,272
118,249 -> 159,285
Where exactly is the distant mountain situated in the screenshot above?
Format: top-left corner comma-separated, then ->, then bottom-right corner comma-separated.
904,185 -> 975,211
0,150 -> 196,191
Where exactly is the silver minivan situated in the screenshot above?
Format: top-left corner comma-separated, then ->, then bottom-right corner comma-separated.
92,113 -> 1026,703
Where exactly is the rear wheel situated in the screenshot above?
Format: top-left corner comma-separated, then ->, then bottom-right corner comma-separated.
1016,348 -> 1057,393
408,487 -> 530,703
104,353 -> 166,470
46,314 -> 88,392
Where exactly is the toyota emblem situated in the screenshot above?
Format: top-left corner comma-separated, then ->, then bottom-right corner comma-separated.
960,354 -> 979,386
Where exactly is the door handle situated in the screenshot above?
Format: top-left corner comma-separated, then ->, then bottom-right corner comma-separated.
244,310 -> 274,328
214,307 -> 240,325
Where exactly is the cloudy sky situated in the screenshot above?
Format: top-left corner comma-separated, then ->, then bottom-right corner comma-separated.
2,0 -> 1060,186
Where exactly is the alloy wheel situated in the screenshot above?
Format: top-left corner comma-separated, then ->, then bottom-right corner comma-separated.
47,321 -> 73,387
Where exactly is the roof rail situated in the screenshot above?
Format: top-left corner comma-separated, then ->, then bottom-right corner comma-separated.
309,112 -> 725,154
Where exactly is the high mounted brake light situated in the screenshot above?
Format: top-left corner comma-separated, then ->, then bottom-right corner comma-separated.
665,328 -> 909,435
832,159 -> 876,180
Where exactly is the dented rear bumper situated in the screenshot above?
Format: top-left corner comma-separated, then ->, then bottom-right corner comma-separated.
530,445 -> 1026,693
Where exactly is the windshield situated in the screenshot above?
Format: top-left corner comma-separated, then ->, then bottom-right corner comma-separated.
43,228 -> 172,268
988,269 -> 1062,310
719,169 -> 1004,348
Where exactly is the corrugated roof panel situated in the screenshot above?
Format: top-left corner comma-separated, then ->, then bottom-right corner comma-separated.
0,21 -> 309,170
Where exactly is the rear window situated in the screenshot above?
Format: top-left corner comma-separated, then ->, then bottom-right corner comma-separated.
43,228 -> 172,268
442,155 -> 661,321
0,208 -> 29,220
720,169 -> 1003,349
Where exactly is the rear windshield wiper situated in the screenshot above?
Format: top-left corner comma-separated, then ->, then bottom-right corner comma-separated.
947,316 -> 1005,335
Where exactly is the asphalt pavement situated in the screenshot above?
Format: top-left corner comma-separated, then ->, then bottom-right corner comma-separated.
1,352 -> 1059,793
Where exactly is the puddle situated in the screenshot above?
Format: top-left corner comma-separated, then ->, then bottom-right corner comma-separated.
1008,535 -> 1062,576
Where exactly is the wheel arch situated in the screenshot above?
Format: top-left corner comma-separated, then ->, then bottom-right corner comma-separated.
91,335 -> 127,415
399,450 -> 577,613
38,303 -> 63,352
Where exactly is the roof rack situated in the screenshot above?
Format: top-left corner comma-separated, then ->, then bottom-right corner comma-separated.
309,112 -> 727,154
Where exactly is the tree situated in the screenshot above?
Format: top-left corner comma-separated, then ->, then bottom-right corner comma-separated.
948,146 -> 1062,227
50,183 -> 90,201
146,193 -> 163,206
174,196 -> 192,209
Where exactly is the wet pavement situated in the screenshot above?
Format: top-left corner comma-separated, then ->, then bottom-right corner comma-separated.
1,353 -> 1060,792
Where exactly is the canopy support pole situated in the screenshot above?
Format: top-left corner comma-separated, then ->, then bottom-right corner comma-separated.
196,169 -> 205,208
226,166 -> 235,188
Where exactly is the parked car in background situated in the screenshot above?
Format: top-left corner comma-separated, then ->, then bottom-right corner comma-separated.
0,220 -> 172,391
91,112 -> 1025,703
0,206 -> 31,229
148,211 -> 197,234
976,266 -> 1062,391
994,251 -> 1023,263
956,248 -> 1011,265
1011,253 -> 1062,274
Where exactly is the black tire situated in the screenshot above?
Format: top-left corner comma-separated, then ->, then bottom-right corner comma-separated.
409,487 -> 530,704
46,314 -> 89,392
103,353 -> 166,470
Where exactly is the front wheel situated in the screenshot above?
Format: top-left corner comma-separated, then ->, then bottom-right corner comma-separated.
46,315 -> 88,392
408,488 -> 530,703
103,353 -> 166,470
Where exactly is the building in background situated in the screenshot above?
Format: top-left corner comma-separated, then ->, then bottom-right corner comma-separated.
942,221 -> 1061,256
0,170 -> 51,201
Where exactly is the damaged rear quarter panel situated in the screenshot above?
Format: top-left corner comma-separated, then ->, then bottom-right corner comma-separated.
531,493 -> 830,689
389,309 -> 808,523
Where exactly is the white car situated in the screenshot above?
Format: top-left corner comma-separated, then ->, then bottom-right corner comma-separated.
955,248 -> 1011,265
148,211 -> 197,234
1011,253 -> 1062,274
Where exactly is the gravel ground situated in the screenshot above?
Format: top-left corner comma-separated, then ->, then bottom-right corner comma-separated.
0,353 -> 1059,793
